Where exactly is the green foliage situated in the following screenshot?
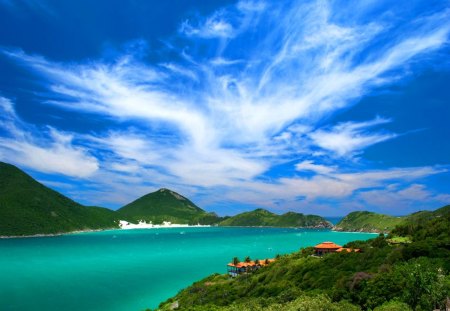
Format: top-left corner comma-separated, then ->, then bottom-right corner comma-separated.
373,300 -> 412,311
334,211 -> 404,233
396,258 -> 448,311
0,162 -> 119,236
117,188 -> 221,225
219,208 -> 332,228
159,294 -> 361,311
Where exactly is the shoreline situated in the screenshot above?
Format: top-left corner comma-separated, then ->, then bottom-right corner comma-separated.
0,222 -> 212,239
0,228 -> 112,239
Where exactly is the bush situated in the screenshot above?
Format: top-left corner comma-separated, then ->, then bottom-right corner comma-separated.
373,300 -> 412,311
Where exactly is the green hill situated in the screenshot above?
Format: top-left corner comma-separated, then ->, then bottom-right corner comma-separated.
334,211 -> 405,233
117,188 -> 221,225
219,208 -> 332,228
157,205 -> 450,311
391,205 -> 450,238
0,162 -> 119,236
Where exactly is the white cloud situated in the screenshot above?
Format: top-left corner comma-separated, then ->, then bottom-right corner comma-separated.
310,118 -> 397,156
357,183 -> 450,213
295,160 -> 335,175
180,15 -> 234,39
0,98 -> 98,178
214,166 -> 446,209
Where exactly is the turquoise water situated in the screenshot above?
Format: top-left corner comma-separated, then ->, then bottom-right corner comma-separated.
0,227 -> 376,311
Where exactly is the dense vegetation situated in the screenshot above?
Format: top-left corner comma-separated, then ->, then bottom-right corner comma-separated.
157,205 -> 450,311
219,208 -> 332,228
0,162 -> 119,236
117,188 -> 221,225
334,211 -> 405,233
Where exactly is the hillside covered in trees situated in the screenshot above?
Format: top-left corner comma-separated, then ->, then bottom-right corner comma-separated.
0,162 -> 119,236
219,208 -> 332,228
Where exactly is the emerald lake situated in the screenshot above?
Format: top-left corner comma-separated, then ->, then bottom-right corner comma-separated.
0,227 -> 377,311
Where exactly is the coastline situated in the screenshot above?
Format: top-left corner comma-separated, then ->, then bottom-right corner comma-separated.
0,227 -> 116,239
333,227 -> 387,234
0,221 -> 212,239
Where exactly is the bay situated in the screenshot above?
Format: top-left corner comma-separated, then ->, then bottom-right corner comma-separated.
0,227 -> 376,311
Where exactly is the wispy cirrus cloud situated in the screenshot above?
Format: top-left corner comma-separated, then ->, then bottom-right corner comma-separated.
309,117 -> 397,157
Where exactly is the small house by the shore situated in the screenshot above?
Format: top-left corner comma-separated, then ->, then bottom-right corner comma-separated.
227,259 -> 275,277
314,241 -> 360,256
314,241 -> 342,255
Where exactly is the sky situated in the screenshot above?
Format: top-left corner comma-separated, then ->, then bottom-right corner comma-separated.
0,0 -> 449,216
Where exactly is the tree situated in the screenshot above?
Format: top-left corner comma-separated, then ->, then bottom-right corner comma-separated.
244,256 -> 251,263
396,258 -> 447,310
233,257 -> 240,266
373,300 -> 412,311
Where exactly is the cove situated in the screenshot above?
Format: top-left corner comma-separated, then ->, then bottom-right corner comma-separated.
0,227 -> 376,311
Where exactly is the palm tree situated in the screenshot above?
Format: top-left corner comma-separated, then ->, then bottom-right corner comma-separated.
265,258 -> 270,264
244,256 -> 251,263
232,257 -> 240,266
255,259 -> 260,265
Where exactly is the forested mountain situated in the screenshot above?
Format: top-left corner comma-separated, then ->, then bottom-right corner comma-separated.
219,208 -> 332,228
117,188 -> 221,225
0,162 -> 119,236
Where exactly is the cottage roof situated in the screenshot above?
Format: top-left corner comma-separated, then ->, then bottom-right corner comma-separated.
314,241 -> 342,249
227,258 -> 275,268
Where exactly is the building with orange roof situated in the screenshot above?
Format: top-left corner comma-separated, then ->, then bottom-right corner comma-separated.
314,242 -> 360,256
227,258 -> 275,277
314,241 -> 342,256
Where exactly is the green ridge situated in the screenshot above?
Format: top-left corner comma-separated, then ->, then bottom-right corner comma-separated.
219,208 -> 332,228
334,211 -> 405,233
0,162 -> 119,236
117,188 -> 221,225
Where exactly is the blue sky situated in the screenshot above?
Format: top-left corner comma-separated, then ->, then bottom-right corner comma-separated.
0,0 -> 449,216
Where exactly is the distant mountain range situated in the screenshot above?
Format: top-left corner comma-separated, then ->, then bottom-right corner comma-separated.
2,161 -> 445,237
219,208 -> 332,228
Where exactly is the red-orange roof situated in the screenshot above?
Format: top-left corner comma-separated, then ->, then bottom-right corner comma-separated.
314,241 -> 342,249
227,258 -> 275,268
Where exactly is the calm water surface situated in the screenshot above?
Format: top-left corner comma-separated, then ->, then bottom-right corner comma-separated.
0,227 -> 376,311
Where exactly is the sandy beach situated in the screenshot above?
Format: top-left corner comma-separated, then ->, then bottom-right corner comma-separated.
119,220 -> 210,230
